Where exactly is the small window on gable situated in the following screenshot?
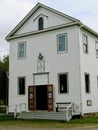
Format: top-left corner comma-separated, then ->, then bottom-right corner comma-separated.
38,17 -> 43,30
83,34 -> 88,53
95,41 -> 98,58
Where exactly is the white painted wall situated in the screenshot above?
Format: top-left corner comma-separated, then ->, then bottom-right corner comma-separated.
79,28 -> 98,114
9,26 -> 81,113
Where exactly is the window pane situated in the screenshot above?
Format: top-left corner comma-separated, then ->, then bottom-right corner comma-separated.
18,77 -> 25,95
96,43 -> 98,50
59,43 -> 65,51
59,74 -> 68,93
19,43 -> 24,51
83,34 -> 88,53
19,51 -> 24,58
57,34 -> 67,52
83,44 -> 88,53
83,35 -> 88,45
96,51 -> 98,58
39,17 -> 43,30
59,35 -> 65,43
85,74 -> 90,93
18,42 -> 26,58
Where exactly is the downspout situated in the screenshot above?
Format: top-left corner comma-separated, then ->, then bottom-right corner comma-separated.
78,24 -> 84,116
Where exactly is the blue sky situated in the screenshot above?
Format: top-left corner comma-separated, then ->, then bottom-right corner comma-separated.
0,0 -> 98,57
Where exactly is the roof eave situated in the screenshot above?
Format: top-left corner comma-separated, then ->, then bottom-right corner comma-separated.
5,3 -> 80,40
5,22 -> 81,41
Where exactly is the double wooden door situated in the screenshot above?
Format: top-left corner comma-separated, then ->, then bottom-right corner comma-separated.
28,84 -> 53,111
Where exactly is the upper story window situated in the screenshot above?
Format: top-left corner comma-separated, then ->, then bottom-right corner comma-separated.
95,41 -> 98,58
18,41 -> 26,59
57,33 -> 68,53
38,17 -> 43,30
83,34 -> 88,53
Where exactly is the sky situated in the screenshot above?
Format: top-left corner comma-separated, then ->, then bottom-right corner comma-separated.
0,0 -> 98,58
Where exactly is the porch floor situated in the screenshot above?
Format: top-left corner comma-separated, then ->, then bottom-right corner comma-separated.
17,111 -> 80,121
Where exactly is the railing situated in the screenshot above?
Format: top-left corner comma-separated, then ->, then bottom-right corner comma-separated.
66,102 -> 73,121
0,105 -> 8,113
0,103 -> 26,118
56,102 -> 74,121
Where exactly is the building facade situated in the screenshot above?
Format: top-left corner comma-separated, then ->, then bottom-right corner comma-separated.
6,3 -> 98,115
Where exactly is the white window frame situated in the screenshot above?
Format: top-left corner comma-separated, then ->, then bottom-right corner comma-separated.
95,41 -> 98,58
84,73 -> 90,94
17,76 -> 26,95
58,72 -> 69,94
18,41 -> 26,59
57,33 -> 68,53
97,76 -> 98,89
83,34 -> 88,53
38,17 -> 44,30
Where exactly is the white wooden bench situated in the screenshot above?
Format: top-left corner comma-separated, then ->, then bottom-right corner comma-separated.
56,102 -> 72,112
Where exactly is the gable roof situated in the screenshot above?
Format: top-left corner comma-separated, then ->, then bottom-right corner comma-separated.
5,3 -> 98,40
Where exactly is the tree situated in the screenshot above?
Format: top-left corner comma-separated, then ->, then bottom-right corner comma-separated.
0,55 -> 9,105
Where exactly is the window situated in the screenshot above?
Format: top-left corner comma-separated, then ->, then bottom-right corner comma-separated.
18,77 -> 25,95
57,33 -> 68,52
97,76 -> 98,88
95,41 -> 98,58
59,73 -> 68,93
85,73 -> 90,93
83,34 -> 88,53
38,17 -> 43,30
18,42 -> 26,59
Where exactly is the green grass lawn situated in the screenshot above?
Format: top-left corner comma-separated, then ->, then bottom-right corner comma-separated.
0,115 -> 98,128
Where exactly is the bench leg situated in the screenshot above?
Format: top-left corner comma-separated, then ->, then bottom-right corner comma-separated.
56,107 -> 58,112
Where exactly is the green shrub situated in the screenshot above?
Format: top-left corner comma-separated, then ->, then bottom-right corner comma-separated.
0,99 -> 6,113
0,100 -> 5,105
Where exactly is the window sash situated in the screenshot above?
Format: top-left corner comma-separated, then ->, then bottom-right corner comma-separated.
96,42 -> 98,50
18,42 -> 26,59
83,34 -> 88,53
85,74 -> 90,93
96,51 -> 98,58
59,73 -> 68,93
57,33 -> 67,52
83,44 -> 88,53
18,77 -> 25,95
83,35 -> 88,45
38,17 -> 43,30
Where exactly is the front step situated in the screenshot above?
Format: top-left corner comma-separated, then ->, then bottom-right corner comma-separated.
17,111 -> 68,121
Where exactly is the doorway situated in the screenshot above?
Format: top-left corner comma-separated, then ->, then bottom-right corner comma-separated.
36,85 -> 47,110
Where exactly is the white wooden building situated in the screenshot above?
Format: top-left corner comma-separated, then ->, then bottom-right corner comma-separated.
6,3 -> 98,116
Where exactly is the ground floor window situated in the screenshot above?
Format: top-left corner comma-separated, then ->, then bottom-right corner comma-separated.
18,77 -> 25,95
84,73 -> 90,93
58,73 -> 68,93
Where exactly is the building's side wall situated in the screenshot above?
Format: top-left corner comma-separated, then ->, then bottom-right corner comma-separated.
79,29 -> 98,114
9,26 -> 81,113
